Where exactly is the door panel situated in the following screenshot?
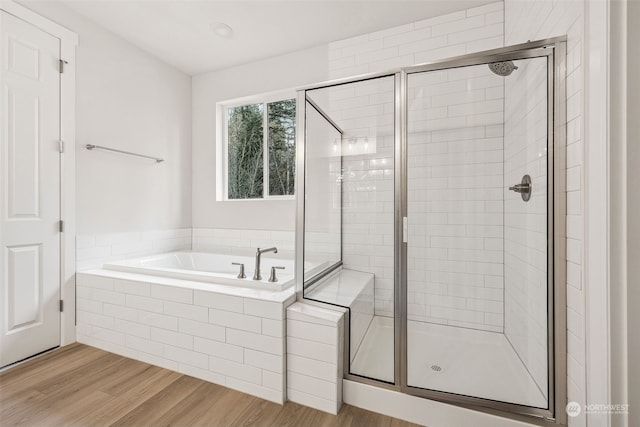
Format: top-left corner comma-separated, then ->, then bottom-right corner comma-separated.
7,244 -> 42,330
1,10 -> 61,367
404,57 -> 550,409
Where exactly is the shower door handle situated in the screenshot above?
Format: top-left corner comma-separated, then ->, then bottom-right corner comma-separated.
509,174 -> 532,201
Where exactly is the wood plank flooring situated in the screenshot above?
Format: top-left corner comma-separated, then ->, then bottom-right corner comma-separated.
0,344 -> 421,426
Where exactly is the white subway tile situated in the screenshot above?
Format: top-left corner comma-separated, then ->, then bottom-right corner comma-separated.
178,363 -> 225,385
77,298 -> 102,314
194,337 -> 243,362
288,371 -> 336,401
262,370 -> 282,391
111,240 -> 153,256
138,311 -> 178,331
194,291 -> 243,313
287,337 -> 336,363
90,326 -> 125,346
432,15 -> 485,37
164,345 -> 208,369
136,352 -> 179,372
261,318 -> 283,338
114,318 -> 150,339
77,310 -> 114,329
77,274 -> 114,290
164,301 -> 208,322
151,327 -> 193,349
209,356 -> 261,384
126,335 -> 163,357
89,288 -> 126,306
76,245 -> 111,262
209,309 -> 261,333
287,389 -> 337,415
226,377 -> 283,404
103,303 -> 139,322
114,279 -> 150,296
151,284 -> 193,304
126,294 -> 163,313
287,319 -> 338,346
243,299 -> 283,320
245,348 -> 283,374
178,318 -> 225,342
287,354 -> 336,383
226,329 -> 283,356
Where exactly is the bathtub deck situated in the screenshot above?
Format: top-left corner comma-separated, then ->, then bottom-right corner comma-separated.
0,344 -> 420,426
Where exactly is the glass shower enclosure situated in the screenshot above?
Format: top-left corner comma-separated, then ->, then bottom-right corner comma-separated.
295,38 -> 567,423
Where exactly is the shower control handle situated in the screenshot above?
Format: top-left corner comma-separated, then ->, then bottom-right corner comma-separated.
509,174 -> 532,202
509,183 -> 530,192
231,262 -> 246,279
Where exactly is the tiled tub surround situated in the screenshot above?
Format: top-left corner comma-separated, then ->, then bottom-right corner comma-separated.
76,228 -> 192,271
192,228 -> 295,256
287,303 -> 346,414
76,270 -> 295,403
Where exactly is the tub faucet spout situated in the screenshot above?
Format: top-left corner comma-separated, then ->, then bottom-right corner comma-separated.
254,247 -> 278,280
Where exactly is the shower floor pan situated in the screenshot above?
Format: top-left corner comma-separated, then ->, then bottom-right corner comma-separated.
350,316 -> 547,408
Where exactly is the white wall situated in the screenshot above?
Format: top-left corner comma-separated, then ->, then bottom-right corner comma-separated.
21,1 -> 192,235
191,46 -> 329,232
504,0 -> 584,424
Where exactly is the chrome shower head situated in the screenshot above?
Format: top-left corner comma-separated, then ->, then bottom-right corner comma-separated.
488,61 -> 518,76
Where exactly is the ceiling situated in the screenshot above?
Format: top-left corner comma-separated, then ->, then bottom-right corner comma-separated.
57,0 -> 496,75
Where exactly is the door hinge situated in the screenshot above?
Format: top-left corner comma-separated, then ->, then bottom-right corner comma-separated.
59,220 -> 64,233
59,300 -> 64,312
59,59 -> 68,73
59,139 -> 64,153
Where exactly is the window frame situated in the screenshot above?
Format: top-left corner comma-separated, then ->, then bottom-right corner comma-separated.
219,91 -> 296,201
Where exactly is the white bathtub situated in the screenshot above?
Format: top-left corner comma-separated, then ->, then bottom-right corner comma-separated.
103,251 -> 295,291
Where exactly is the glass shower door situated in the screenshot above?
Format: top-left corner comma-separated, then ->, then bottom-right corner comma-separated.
405,55 -> 551,408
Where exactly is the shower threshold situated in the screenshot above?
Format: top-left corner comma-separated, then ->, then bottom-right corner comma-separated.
350,316 -> 547,408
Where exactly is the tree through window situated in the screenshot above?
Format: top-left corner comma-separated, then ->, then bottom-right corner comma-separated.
226,98 -> 295,199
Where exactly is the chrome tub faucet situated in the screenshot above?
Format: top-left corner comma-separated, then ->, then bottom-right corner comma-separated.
253,247 -> 277,280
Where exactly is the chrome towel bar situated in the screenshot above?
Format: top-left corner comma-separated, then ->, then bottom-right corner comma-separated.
85,144 -> 164,163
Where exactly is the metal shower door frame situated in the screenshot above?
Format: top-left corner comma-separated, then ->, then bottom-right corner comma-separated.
395,37 -> 567,425
294,36 -> 567,426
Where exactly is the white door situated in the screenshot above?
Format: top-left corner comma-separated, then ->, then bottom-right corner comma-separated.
0,10 -> 61,367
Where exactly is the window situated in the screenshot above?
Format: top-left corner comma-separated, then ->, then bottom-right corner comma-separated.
224,97 -> 296,200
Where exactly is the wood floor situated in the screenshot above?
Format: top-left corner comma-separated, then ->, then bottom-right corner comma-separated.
0,344 -> 420,426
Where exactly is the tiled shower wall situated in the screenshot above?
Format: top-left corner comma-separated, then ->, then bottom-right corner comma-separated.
406,67 -> 505,332
504,0 -> 586,424
311,77 -> 396,317
327,1 -> 505,322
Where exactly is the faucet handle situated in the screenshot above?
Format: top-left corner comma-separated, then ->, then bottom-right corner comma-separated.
268,266 -> 285,283
231,262 -> 246,279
